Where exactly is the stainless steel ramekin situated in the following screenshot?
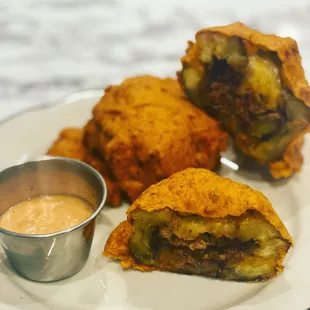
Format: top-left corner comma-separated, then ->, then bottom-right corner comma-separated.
0,156 -> 107,282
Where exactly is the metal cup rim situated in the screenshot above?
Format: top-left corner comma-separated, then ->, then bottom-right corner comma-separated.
0,155 -> 107,239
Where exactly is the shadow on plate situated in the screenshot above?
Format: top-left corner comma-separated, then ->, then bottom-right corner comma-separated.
0,257 -> 49,308
218,141 -> 293,188
229,276 -> 292,309
119,267 -> 283,310
234,157 -> 291,187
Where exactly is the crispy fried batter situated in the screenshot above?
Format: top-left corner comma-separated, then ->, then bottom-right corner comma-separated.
84,76 -> 228,202
104,168 -> 293,282
47,128 -> 86,161
47,127 -> 122,207
179,22 -> 310,178
47,76 -> 227,206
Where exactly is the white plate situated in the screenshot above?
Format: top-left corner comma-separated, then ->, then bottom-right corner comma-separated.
0,90 -> 310,310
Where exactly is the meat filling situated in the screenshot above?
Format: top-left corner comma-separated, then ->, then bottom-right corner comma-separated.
181,32 -> 309,163
129,209 -> 290,281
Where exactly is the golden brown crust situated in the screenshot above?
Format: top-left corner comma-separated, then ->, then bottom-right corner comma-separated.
127,168 -> 292,243
83,119 -> 102,154
47,128 -> 86,161
91,75 -> 228,202
104,221 -> 132,260
46,76 -> 227,206
269,127 -> 309,178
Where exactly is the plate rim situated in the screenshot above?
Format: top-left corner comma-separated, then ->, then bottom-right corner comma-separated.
0,88 -> 104,128
0,88 -> 309,310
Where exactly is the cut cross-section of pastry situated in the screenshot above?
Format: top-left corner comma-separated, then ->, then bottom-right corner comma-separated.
104,168 -> 293,282
178,22 -> 310,179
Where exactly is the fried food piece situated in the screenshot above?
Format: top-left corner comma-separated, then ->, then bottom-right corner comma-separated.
179,22 -> 310,178
47,127 -> 122,207
47,76 -> 227,206
46,128 -> 86,161
104,168 -> 293,282
84,75 -> 228,202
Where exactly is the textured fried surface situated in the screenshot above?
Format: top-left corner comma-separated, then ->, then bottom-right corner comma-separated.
47,127 -> 122,207
46,76 -> 227,206
127,168 -> 292,240
179,22 -> 310,178
85,75 -> 228,202
47,128 -> 86,161
104,168 -> 293,281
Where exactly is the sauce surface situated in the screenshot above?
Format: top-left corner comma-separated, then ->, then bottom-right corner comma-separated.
0,195 -> 93,234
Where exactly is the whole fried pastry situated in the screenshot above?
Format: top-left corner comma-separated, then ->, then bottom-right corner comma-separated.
179,22 -> 310,178
104,168 -> 293,282
84,76 -> 228,202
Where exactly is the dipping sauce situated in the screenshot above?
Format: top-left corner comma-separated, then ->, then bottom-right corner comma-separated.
0,195 -> 93,234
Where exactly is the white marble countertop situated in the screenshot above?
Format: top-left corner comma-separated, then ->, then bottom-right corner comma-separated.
1,0 -> 310,121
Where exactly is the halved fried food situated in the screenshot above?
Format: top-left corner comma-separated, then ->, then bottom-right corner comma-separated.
179,22 -> 310,179
84,75 -> 228,202
47,127 -> 122,207
104,168 -> 293,282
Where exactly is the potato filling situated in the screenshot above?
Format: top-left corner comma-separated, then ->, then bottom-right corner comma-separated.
129,209 -> 290,281
181,32 -> 309,162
